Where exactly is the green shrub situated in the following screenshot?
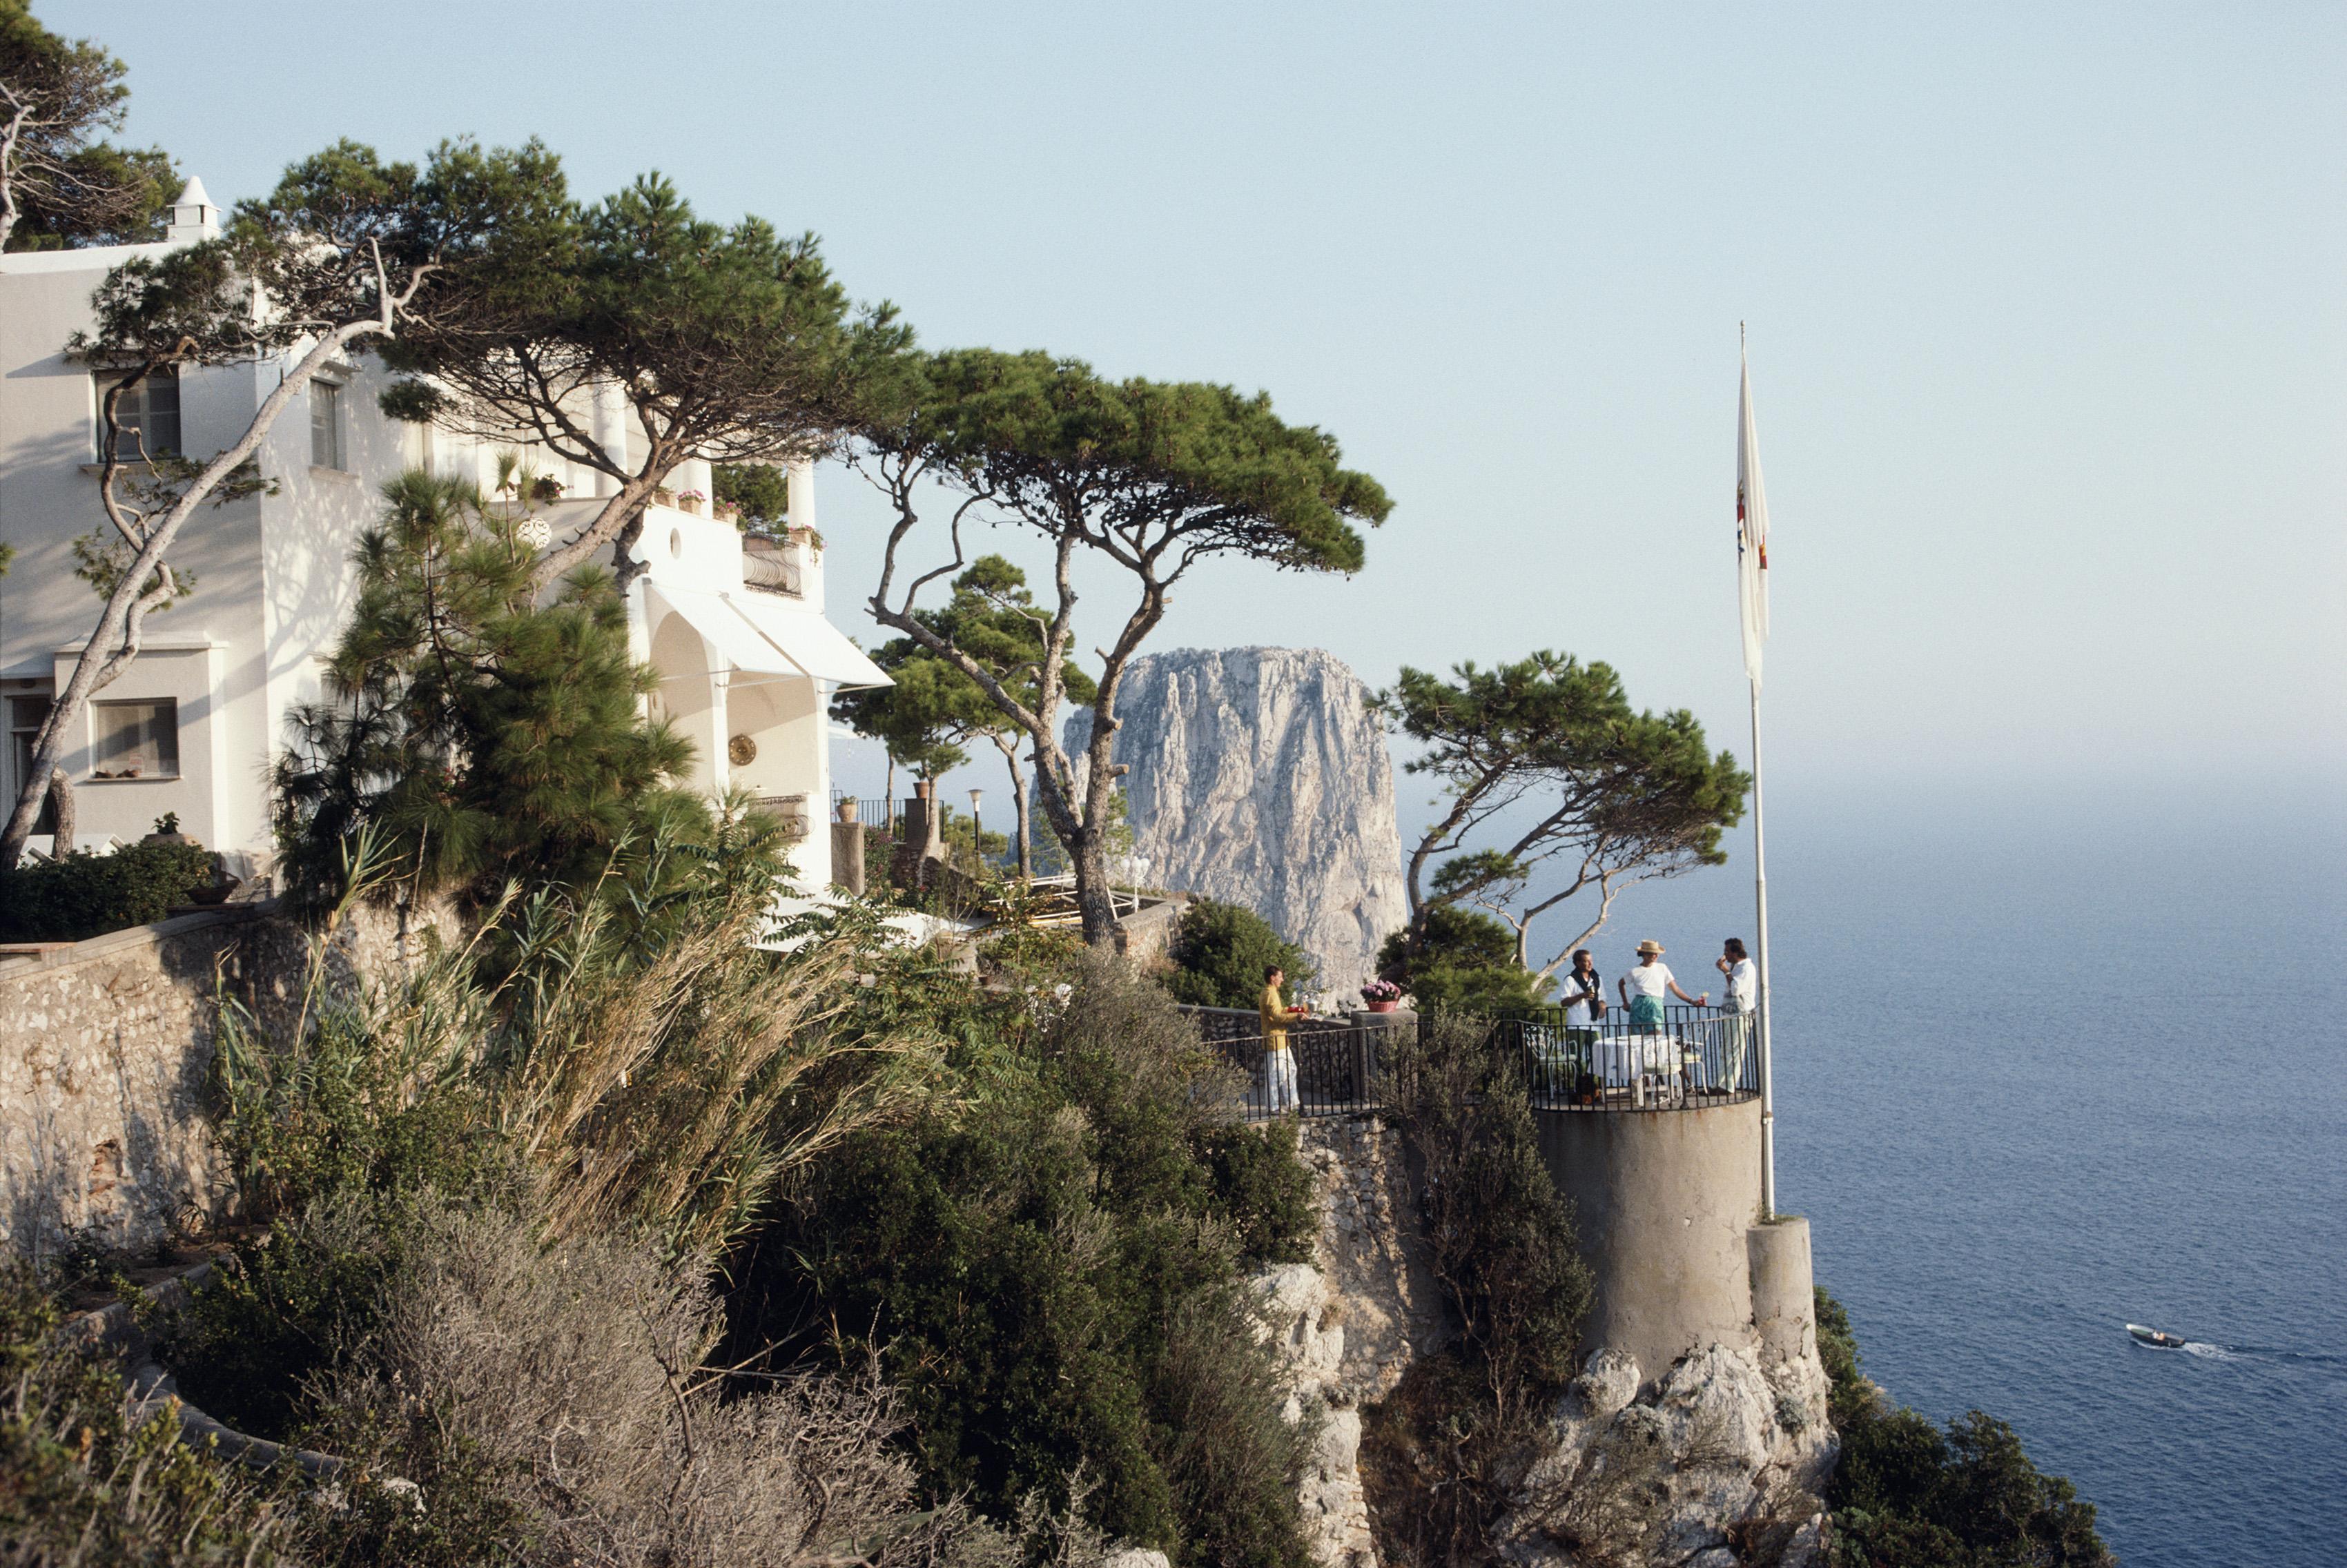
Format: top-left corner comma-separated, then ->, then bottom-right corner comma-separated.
1358,1012 -> 1592,1566
1384,1012 -> 1590,1408
728,953 -> 1318,1567
1164,896 -> 1316,1008
164,1195 -> 402,1442
213,999 -> 501,1225
1376,904 -> 1552,1016
0,1258 -> 290,1564
1198,1118 -> 1318,1267
211,825 -> 923,1260
1149,1288 -> 1319,1567
1816,1286 -> 2114,1568
0,839 -> 213,941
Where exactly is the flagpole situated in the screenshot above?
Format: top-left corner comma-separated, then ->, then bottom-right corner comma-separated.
1737,320 -> 1778,1221
1749,676 -> 1776,1219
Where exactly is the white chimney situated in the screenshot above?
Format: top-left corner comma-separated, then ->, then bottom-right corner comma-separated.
166,176 -> 221,244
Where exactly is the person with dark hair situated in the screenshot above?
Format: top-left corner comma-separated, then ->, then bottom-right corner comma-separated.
1716,938 -> 1755,1012
1715,937 -> 1757,1088
1560,948 -> 1606,1102
1259,963 -> 1306,1116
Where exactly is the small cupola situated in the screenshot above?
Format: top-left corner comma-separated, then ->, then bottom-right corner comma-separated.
166,176 -> 221,243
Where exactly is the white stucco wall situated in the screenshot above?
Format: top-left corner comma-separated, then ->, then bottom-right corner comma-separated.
1,240 -> 856,880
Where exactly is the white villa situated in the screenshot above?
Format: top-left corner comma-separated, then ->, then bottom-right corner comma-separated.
0,180 -> 886,892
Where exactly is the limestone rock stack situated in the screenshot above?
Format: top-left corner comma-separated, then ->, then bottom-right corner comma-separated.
1065,647 -> 1405,999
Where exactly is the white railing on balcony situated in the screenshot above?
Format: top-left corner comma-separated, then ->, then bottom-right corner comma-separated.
741,540 -> 801,596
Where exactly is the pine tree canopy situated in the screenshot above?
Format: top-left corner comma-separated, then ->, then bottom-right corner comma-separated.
1372,651 -> 1750,981
879,349 -> 1390,575
0,0 -> 177,251
274,469 -> 702,905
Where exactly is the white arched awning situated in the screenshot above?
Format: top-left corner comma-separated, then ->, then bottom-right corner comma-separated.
649,585 -> 892,691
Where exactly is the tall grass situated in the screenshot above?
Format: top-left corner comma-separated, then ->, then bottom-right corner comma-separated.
213,823 -> 939,1257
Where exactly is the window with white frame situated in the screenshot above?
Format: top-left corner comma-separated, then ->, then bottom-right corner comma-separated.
311,378 -> 346,469
8,696 -> 57,831
93,369 -> 182,462
90,698 -> 179,779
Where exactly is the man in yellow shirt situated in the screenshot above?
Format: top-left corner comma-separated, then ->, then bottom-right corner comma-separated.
1260,964 -> 1305,1116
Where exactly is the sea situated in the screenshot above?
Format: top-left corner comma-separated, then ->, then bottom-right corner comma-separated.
1545,776 -> 2347,1567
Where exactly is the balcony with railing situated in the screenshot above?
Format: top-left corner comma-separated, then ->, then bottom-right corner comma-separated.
741,536 -> 803,597
1179,1002 -> 1760,1122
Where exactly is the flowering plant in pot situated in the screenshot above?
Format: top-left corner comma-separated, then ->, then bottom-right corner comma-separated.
1360,978 -> 1403,1012
675,487 -> 708,515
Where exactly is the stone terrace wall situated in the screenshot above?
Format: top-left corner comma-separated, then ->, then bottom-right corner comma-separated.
0,900 -> 439,1260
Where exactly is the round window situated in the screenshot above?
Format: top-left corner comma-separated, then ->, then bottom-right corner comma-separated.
669,527 -> 683,559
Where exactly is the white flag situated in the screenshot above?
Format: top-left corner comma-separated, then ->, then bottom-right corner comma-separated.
1736,349 -> 1771,689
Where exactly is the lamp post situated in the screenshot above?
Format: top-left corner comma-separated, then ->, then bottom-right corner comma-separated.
968,788 -> 984,869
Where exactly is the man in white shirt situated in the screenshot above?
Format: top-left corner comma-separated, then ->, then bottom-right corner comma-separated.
1558,948 -> 1604,1101
1717,938 -> 1756,1014
1715,937 -> 1757,1090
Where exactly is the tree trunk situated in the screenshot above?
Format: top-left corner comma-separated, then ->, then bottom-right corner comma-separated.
0,319 -> 396,872
1072,827 -> 1118,948
991,734 -> 1033,881
45,770 -> 72,854
1012,763 -> 1032,881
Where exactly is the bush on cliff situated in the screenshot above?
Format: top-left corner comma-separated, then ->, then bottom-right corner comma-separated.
0,1258 -> 291,1565
1357,1011 -> 1594,1567
726,950 -> 1321,1568
1376,903 -> 1550,1016
0,837 -> 213,941
1816,1287 -> 2114,1568
172,831 -> 933,1447
1163,895 -> 1317,1008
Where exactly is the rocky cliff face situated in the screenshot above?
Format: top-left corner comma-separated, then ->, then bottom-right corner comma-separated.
1254,1119 -> 1836,1568
1066,647 -> 1406,999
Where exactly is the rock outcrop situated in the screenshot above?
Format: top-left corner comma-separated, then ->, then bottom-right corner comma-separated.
1249,1117 -> 1443,1568
1497,1343 -> 1835,1567
1065,647 -> 1405,1000
1257,1117 -> 1837,1568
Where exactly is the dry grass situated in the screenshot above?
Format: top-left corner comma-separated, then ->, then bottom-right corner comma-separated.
216,830 -> 941,1257
308,1198 -> 1008,1568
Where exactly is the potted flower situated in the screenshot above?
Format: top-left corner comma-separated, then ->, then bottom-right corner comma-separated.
652,484 -> 676,508
1360,979 -> 1403,1014
676,487 -> 708,516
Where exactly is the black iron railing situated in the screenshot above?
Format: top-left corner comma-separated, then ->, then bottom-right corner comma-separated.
1490,1004 -> 1760,1111
831,794 -> 899,837
1180,1006 -> 1394,1119
1180,1001 -> 1760,1121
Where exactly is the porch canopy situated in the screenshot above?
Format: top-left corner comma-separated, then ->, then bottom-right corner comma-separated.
650,585 -> 891,690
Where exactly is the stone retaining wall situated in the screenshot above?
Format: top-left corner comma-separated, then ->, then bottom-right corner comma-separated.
0,900 -> 440,1259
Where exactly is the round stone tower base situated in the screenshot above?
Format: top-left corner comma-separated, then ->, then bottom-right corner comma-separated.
1748,1212 -> 1817,1365
1535,1099 -> 1795,1388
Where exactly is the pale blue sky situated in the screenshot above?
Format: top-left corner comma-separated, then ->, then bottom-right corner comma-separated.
59,1 -> 2347,805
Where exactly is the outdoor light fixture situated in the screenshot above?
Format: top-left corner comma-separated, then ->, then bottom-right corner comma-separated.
968,788 -> 984,863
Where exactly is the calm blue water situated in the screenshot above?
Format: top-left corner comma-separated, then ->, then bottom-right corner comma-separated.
1583,779 -> 2347,1566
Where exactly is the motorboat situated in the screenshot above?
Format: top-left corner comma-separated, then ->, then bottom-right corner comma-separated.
2127,1323 -> 2188,1350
